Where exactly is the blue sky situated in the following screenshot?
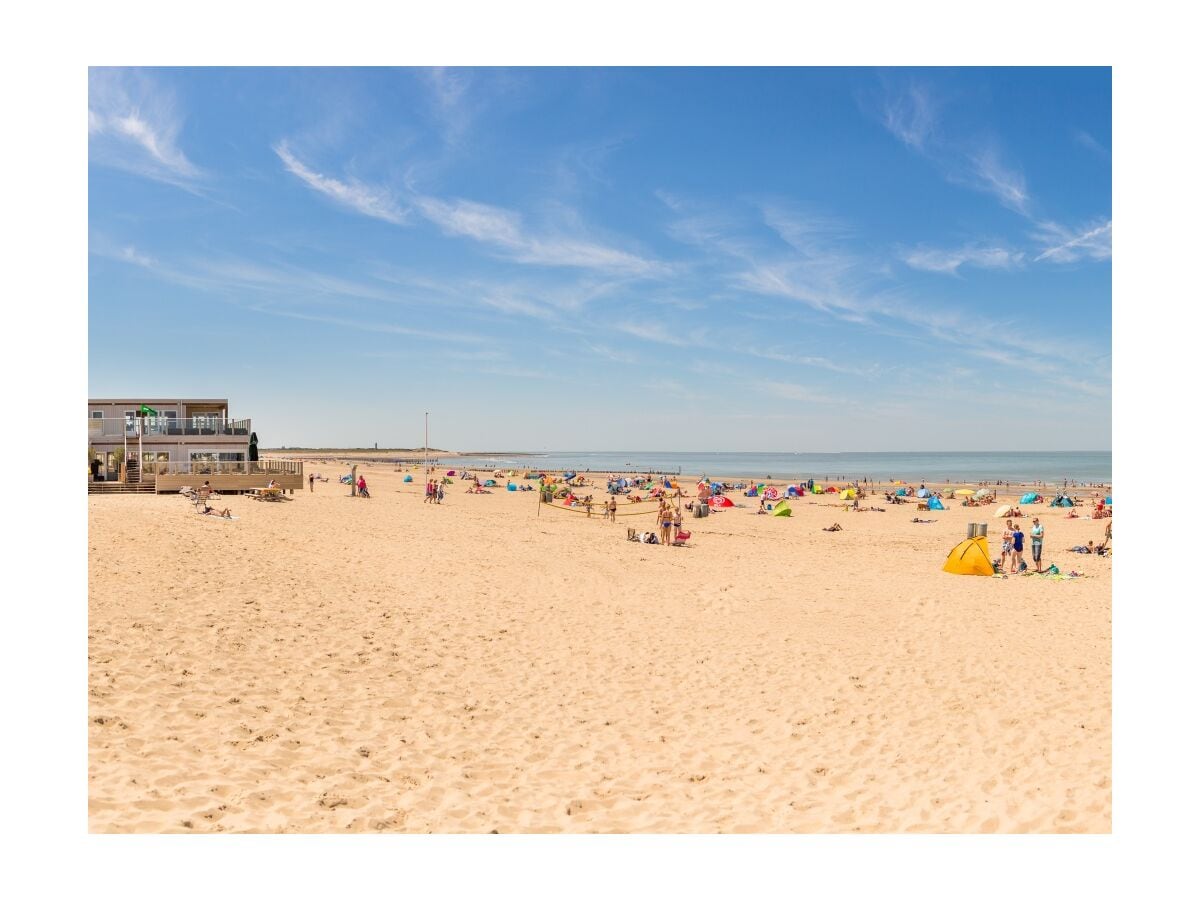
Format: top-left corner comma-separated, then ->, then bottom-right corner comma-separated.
88,67 -> 1111,451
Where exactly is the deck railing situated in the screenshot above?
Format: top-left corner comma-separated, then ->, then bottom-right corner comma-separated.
140,458 -> 301,477
88,417 -> 252,439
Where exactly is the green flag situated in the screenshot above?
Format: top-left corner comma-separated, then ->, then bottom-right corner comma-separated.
140,404 -> 158,415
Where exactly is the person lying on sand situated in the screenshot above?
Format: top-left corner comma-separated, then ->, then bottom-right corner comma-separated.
911,517 -> 936,523
199,505 -> 233,518
823,523 -> 843,532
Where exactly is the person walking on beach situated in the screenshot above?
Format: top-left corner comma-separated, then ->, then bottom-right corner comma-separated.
424,479 -> 434,503
1011,523 -> 1026,573
436,481 -> 445,504
1030,517 -> 1045,573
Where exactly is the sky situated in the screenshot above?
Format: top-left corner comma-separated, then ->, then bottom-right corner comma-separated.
88,67 -> 1111,451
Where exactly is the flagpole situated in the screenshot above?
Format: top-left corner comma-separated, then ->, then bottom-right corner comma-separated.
424,411 -> 429,480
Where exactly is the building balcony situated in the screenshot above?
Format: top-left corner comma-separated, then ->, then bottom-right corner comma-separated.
88,417 -> 252,442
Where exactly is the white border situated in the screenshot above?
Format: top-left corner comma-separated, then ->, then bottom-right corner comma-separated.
11,0 -> 1192,896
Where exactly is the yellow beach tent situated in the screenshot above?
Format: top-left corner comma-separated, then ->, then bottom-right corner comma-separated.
770,500 -> 792,517
943,536 -> 993,576
839,488 -> 857,500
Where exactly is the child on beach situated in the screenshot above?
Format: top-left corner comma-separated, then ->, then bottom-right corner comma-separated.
1002,520 -> 1014,571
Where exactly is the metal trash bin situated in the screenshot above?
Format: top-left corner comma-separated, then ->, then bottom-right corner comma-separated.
976,523 -> 987,538
967,523 -> 978,538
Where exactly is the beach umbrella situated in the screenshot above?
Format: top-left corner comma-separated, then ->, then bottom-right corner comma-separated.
953,488 -> 974,497
993,504 -> 1018,518
973,488 -> 992,500
248,431 -> 259,462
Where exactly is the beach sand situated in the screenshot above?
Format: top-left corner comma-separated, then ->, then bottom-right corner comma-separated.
88,466 -> 1111,833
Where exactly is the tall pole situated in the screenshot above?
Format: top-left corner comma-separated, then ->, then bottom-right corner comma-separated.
424,411 -> 429,480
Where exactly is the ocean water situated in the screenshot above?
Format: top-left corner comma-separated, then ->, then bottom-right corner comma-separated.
447,451 -> 1112,484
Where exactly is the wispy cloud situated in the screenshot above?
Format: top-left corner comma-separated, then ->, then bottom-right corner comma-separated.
902,244 -> 1024,275
88,69 -> 202,189
1032,219 -> 1112,263
274,142 -> 408,224
1075,130 -> 1110,159
877,83 -> 1034,218
613,321 -> 696,347
880,83 -> 937,152
965,147 -> 1030,216
422,67 -> 474,146
415,195 -> 666,276
738,344 -> 880,378
248,306 -> 486,344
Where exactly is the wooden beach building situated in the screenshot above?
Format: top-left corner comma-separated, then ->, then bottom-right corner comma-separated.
87,397 -> 302,494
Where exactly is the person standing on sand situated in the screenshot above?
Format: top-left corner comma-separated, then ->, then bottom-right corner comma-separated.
1001,519 -> 1014,571
1011,523 -> 1026,573
308,472 -> 315,492
436,481 -> 445,504
1030,517 -> 1045,572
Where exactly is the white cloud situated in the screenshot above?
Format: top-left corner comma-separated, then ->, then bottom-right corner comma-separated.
88,69 -> 201,188
613,321 -> 696,347
1075,130 -> 1110,158
274,142 -> 408,224
422,67 -> 473,145
966,148 -> 1030,216
415,195 -> 666,276
1032,219 -> 1112,263
881,84 -> 937,152
902,244 -> 1024,275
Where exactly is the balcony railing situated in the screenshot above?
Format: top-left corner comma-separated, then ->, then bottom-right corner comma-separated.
88,417 -> 252,439
142,458 -> 302,477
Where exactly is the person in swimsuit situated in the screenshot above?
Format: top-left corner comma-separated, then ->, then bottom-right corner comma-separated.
1001,520 -> 1014,570
1010,523 -> 1025,573
659,501 -> 672,546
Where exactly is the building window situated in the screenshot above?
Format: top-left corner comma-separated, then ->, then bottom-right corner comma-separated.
90,410 -> 104,419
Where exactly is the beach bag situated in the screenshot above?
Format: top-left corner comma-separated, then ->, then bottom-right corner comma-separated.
1047,564 -> 1060,575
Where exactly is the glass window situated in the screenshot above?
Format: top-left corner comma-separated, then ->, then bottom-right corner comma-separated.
90,410 -> 104,419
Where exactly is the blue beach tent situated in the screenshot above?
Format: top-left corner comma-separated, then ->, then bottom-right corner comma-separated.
928,497 -> 945,510
1020,492 -> 1038,504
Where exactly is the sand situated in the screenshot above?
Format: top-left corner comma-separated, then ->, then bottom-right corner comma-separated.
88,465 -> 1111,833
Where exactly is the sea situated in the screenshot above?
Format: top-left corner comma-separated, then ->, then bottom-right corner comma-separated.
445,451 -> 1112,484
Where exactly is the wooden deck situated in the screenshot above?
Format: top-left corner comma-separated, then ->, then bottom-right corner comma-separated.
154,472 -> 303,494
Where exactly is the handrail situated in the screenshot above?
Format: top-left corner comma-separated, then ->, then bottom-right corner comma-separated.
142,459 -> 302,477
88,416 -> 252,438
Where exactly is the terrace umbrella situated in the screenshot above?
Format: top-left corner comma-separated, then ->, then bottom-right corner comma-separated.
248,432 -> 259,462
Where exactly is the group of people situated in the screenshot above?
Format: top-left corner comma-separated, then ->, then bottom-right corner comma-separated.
1000,517 -> 1045,573
656,499 -> 684,545
424,479 -> 446,503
